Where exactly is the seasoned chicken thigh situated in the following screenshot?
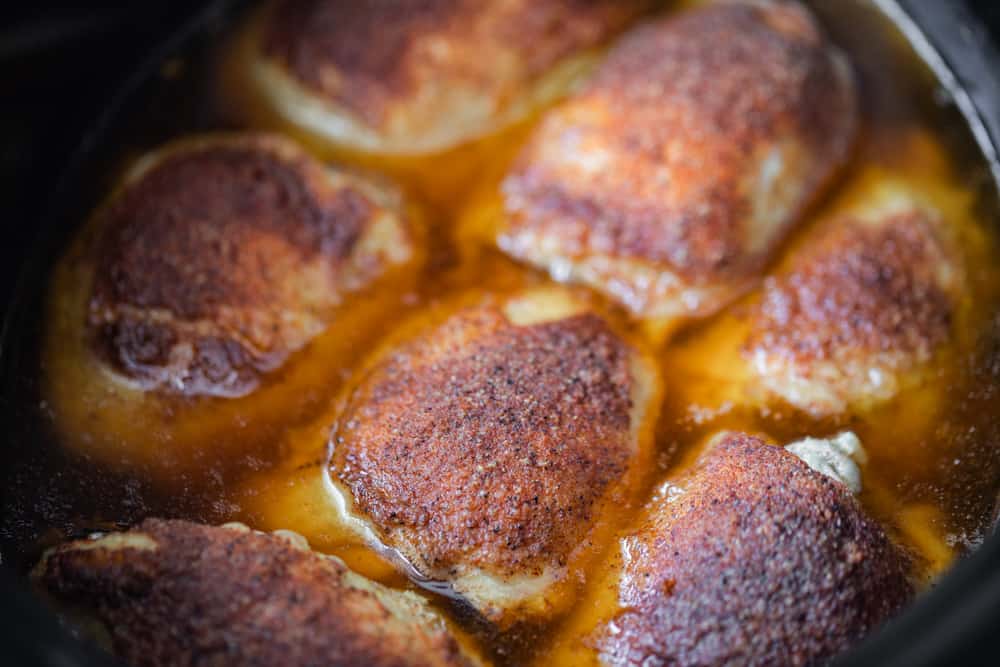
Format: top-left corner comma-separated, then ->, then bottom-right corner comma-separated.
245,0 -> 651,155
597,433 -> 913,666
493,0 -> 857,333
744,184 -> 963,417
44,133 -> 423,472
34,520 -> 482,667
325,288 -> 662,625
662,179 -> 970,431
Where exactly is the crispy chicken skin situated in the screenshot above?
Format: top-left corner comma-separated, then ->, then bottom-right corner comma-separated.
498,0 -> 857,329
598,433 -> 913,667
251,0 -> 651,154
744,187 -> 962,417
44,133 -> 421,471
34,520 -> 482,667
328,288 -> 662,624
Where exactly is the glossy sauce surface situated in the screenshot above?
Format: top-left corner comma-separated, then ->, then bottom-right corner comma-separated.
3,1 -> 1000,666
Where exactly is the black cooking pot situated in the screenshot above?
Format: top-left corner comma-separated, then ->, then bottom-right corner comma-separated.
1,1 -> 999,665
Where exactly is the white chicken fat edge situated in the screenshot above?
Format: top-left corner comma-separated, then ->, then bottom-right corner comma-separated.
785,431 -> 867,494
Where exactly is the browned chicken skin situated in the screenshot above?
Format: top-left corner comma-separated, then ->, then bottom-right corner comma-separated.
328,288 -> 661,624
44,133 -> 421,471
34,520 -> 482,667
744,187 -> 962,417
498,0 -> 857,329
597,433 -> 914,667
87,134 -> 411,397
252,0 -> 652,154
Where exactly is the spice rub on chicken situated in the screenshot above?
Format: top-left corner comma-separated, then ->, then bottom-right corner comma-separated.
327,288 -> 662,625
597,433 -> 913,667
33,520 -> 482,667
249,0 -> 652,155
744,186 -> 962,418
495,0 -> 857,333
44,133 -> 422,472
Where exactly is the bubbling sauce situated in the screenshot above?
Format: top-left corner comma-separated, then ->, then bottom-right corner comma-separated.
3,1 -> 1000,666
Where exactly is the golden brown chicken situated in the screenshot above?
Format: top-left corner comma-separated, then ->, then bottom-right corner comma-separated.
242,0 -> 652,156
596,432 -> 913,666
44,133 -> 423,473
744,184 -> 963,417
663,180 -> 969,431
472,0 -> 856,335
320,287 -> 662,625
33,520 -> 483,667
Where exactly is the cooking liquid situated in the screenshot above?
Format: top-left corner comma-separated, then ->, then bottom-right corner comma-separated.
3,1 -> 1000,665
